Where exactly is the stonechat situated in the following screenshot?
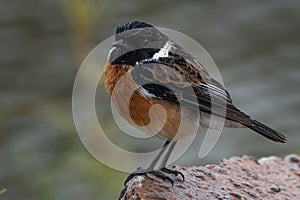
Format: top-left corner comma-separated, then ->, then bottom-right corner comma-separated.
104,21 -> 287,186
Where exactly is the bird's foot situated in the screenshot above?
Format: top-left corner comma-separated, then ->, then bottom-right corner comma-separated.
120,167 -> 184,200
160,167 -> 185,181
124,167 -> 150,185
124,167 -> 184,186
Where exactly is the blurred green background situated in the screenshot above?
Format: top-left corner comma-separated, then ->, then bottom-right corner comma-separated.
1,0 -> 299,199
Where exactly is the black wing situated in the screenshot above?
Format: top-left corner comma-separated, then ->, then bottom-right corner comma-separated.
131,52 -> 252,125
131,47 -> 287,143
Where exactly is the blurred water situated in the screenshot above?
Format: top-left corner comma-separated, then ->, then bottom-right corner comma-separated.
1,0 -> 299,199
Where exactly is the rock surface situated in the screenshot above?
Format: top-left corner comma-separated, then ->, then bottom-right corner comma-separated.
120,154 -> 300,200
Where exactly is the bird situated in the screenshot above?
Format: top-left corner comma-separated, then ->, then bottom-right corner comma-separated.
104,21 -> 287,186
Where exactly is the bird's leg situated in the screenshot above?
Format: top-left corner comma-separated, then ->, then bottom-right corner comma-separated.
157,141 -> 185,181
158,140 -> 176,169
146,140 -> 171,171
124,140 -> 171,185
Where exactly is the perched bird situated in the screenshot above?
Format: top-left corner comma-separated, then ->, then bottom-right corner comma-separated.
104,21 -> 287,185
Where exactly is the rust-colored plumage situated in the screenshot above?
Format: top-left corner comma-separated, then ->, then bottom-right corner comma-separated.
105,62 -> 197,140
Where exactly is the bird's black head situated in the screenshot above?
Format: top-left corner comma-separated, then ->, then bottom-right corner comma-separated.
115,21 -> 153,36
108,21 -> 168,65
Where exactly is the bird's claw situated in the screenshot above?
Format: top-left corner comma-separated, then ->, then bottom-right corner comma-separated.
124,167 -> 184,186
124,167 -> 149,185
160,167 -> 185,181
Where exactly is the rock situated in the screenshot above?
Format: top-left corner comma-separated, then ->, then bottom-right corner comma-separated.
120,154 -> 300,200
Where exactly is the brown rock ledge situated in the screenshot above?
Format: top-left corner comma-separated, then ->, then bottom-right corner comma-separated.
120,154 -> 300,200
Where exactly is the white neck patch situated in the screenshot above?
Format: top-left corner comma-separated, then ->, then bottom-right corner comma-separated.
152,42 -> 171,60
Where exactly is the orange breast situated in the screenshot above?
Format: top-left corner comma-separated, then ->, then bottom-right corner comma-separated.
104,62 -> 198,140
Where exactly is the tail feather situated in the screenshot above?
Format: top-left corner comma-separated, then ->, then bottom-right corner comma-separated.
244,119 -> 288,143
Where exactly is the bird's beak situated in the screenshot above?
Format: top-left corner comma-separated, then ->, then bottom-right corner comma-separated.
111,40 -> 131,50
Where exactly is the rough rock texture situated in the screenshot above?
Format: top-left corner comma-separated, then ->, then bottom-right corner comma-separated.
121,154 -> 300,200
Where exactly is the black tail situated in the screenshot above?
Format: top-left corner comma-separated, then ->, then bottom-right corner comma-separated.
244,119 -> 287,143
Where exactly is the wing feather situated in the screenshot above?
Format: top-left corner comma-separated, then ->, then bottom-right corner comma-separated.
131,50 -> 253,126
130,46 -> 287,143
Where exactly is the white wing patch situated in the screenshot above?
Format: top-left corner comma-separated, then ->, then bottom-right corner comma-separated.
152,42 -> 172,60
